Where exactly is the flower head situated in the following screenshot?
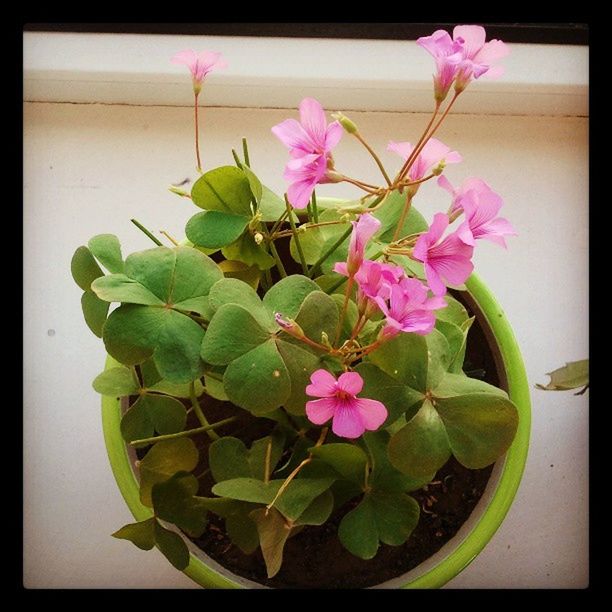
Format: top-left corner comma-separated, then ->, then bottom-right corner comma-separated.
305,370 -> 388,439
171,50 -> 227,94
376,277 -> 447,339
272,98 -> 343,208
437,175 -> 495,214
388,138 -> 462,182
455,189 -> 517,248
333,213 -> 381,277
354,260 -> 405,316
412,212 -> 474,296
453,25 -> 509,92
417,30 -> 465,102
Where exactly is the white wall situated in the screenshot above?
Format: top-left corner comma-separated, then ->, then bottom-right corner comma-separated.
23,101 -> 588,589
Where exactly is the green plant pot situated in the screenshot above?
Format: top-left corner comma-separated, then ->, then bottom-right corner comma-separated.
101,273 -> 531,589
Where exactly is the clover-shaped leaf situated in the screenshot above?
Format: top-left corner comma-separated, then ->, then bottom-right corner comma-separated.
191,165 -> 253,216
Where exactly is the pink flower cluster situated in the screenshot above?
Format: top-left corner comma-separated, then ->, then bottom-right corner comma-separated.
271,98 -> 342,208
417,24 -> 509,101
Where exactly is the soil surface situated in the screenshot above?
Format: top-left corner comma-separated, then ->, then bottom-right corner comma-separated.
132,282 -> 501,589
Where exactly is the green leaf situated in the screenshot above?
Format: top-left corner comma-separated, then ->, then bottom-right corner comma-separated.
139,438 -> 199,507
125,246 -> 222,306
88,234 -> 124,273
201,303 -> 271,366
356,362 -> 424,426
185,210 -> 249,249
310,443 -> 368,485
388,400 -> 451,478
294,490 -> 334,526
362,430 -> 433,492
536,359 -> 589,391
290,210 -> 350,266
92,366 -> 139,396
449,317 -> 474,374
433,372 -> 507,399
147,376 -> 204,399
223,340 -> 291,414
91,274 -> 164,306
274,477 -> 336,522
226,513 -> 260,554
276,341 -> 322,416
212,477 -> 280,504
373,192 -> 428,243
209,437 -> 251,482
207,278 -> 273,330
435,319 -> 464,366
152,472 -> 208,536
112,517 -> 156,550
121,394 -> 187,444
71,246 -> 104,291
294,290 -> 339,342
249,431 -> 286,481
104,305 -> 205,383
242,165 -> 263,203
222,233 -> 275,271
259,185 -> 288,222
154,521 -> 190,570
436,393 -> 519,468
81,290 -> 109,337
191,166 -> 253,216
250,507 -> 292,578
203,373 -> 229,401
218,259 -> 261,290
368,329 -> 450,392
338,490 -> 419,559
436,294 -> 469,326
263,274 -> 320,319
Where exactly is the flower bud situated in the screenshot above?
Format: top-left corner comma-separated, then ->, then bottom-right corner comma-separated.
274,313 -> 305,338
331,112 -> 359,135
168,185 -> 190,197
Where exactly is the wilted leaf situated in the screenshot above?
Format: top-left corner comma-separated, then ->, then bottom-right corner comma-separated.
536,359 -> 589,392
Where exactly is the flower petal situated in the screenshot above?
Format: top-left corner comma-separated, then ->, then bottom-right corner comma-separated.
337,371 -> 364,395
306,369 -> 338,397
287,179 -> 316,209
387,141 -> 414,160
331,403 -> 365,439
325,121 -> 343,150
272,119 -> 314,153
299,97 -> 328,147
453,25 -> 486,58
355,398 -> 388,431
306,398 -> 337,425
171,49 -> 198,72
424,262 -> 447,296
474,39 -> 510,65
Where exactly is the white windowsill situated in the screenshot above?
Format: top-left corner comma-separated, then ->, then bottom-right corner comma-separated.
23,32 -> 588,116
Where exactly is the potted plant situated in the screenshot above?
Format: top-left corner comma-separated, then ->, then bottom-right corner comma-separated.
71,25 -> 531,588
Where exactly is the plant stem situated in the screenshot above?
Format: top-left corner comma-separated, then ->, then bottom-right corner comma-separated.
131,219 -> 163,246
311,190 -> 320,223
285,195 -> 309,275
340,175 -> 382,194
273,219 -> 348,239
160,230 -> 179,246
263,439 -> 272,485
354,132 -> 392,186
190,381 -> 219,441
308,226 -> 352,278
194,92 -> 202,173
391,192 -> 414,243
231,149 -> 243,168
242,138 -> 251,167
130,417 -> 237,447
268,239 -> 287,278
269,209 -> 289,236
334,276 -> 354,346
323,276 -> 346,295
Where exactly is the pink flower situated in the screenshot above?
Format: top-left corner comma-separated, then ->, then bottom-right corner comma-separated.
171,50 -> 227,93
376,277 -> 447,338
437,175 -> 495,214
453,25 -> 509,91
417,30 -> 465,102
333,213 -> 381,277
387,138 -> 462,182
272,98 -> 343,208
412,213 -> 474,296
353,260 -> 405,316
455,189 -> 517,248
305,370 -> 388,439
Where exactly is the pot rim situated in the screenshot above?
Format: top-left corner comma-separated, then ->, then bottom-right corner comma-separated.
101,272 -> 531,589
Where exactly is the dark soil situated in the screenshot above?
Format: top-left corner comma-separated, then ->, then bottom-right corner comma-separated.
131,283 -> 503,589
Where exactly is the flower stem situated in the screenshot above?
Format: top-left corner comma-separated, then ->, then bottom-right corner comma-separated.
285,195 -> 308,275
130,219 -> 163,246
241,137 -> 251,167
130,417 -> 237,447
268,239 -> 287,278
391,192 -> 414,243
160,230 -> 179,246
194,92 -> 202,173
311,190 -> 320,223
190,381 -> 219,441
354,132 -> 392,186
334,276 -> 355,346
